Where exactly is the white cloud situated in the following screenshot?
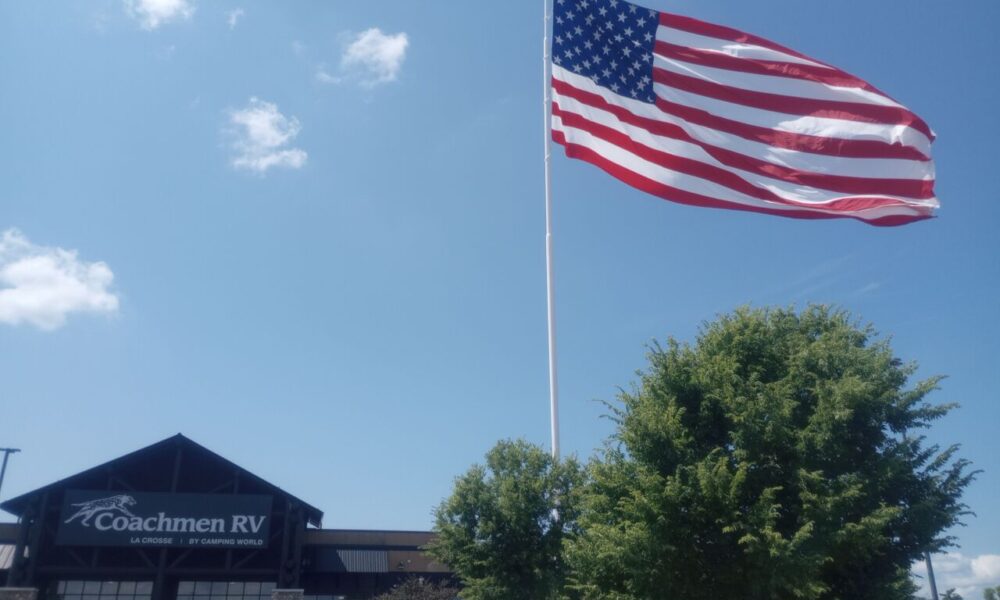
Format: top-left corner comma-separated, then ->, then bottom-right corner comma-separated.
227,8 -> 244,29
333,28 -> 409,87
914,553 -> 1000,599
227,98 -> 307,174
124,0 -> 195,30
0,230 -> 119,331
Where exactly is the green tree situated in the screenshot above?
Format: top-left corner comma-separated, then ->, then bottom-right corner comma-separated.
567,306 -> 975,600
372,576 -> 459,600
942,589 -> 964,600
983,585 -> 1000,600
429,439 -> 585,600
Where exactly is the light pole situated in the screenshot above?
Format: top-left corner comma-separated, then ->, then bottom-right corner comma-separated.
0,447 -> 21,503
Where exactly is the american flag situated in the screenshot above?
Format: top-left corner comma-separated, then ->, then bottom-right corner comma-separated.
550,0 -> 937,226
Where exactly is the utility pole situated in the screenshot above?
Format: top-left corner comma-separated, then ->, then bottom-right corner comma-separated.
0,447 -> 21,502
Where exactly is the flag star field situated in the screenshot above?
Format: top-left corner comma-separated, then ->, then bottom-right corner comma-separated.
553,0 -> 659,102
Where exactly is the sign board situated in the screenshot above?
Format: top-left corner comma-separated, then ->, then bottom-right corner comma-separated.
56,490 -> 273,549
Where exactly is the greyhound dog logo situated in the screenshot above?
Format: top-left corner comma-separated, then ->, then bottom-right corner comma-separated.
64,495 -> 138,527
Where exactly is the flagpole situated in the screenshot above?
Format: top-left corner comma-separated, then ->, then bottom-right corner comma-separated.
542,0 -> 560,460
925,553 -> 940,600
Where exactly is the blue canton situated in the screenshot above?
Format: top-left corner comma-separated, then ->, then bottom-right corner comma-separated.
552,0 -> 660,103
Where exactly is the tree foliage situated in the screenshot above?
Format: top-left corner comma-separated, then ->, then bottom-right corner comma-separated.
983,585 -> 1000,600
942,590 -> 964,600
372,577 -> 459,600
567,306 -> 975,600
429,439 -> 585,600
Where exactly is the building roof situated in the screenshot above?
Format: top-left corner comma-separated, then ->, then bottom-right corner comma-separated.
0,434 -> 324,527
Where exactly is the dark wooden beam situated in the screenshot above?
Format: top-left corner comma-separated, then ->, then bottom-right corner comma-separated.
152,443 -> 184,600
8,503 -> 33,586
23,491 -> 50,585
36,566 -> 280,577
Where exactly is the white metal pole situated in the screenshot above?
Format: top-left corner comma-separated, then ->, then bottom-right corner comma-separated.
542,0 -> 560,459
925,553 -> 940,600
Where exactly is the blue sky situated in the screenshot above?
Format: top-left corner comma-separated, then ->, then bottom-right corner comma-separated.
1,0 -> 997,595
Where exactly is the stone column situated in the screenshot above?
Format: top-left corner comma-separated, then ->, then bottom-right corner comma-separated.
271,589 -> 304,600
0,589 -> 38,600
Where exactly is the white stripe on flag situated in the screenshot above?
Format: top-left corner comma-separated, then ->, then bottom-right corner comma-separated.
554,67 -> 934,181
553,113 -> 930,220
552,90 -> 935,206
652,51 -> 904,108
651,81 -> 933,154
656,27 -> 830,69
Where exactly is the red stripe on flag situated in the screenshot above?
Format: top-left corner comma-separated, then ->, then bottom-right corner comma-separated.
552,130 -> 931,227
554,105 -> 922,212
652,96 -> 930,161
660,13 -> 836,69
654,41 -> 886,95
553,78 -> 934,199
653,68 -> 934,140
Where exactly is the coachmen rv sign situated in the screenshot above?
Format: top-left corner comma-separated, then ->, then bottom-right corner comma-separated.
56,491 -> 273,549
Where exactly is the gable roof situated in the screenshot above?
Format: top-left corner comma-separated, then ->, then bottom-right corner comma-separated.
0,434 -> 323,527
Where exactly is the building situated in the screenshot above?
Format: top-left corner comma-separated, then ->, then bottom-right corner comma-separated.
0,435 -> 452,600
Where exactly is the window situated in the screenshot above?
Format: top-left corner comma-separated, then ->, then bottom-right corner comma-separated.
176,581 -> 276,600
52,581 -> 153,600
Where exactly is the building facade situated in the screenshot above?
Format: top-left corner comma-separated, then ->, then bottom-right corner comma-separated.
0,435 -> 452,600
